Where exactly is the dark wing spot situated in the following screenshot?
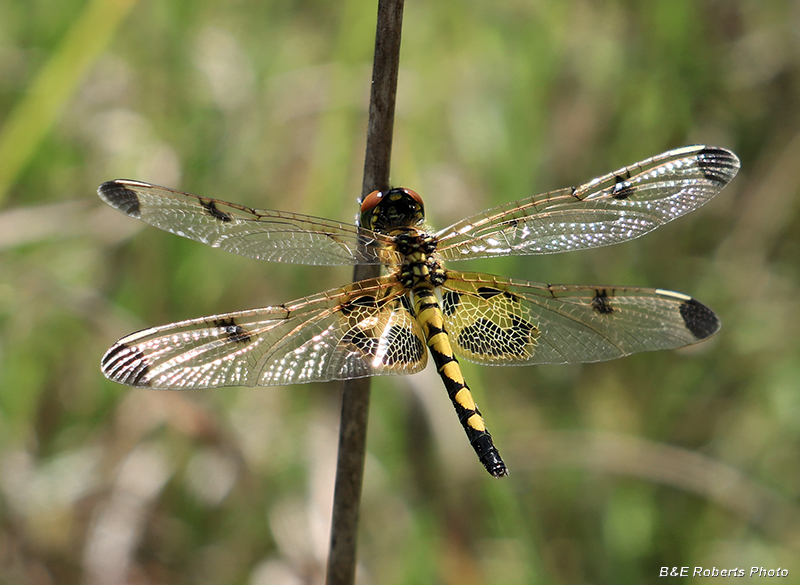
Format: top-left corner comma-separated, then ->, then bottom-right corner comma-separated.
457,317 -> 537,357
611,175 -> 635,200
98,181 -> 141,218
101,343 -> 150,386
341,295 -> 379,315
200,198 -> 233,222
343,323 -> 425,366
342,329 -> 377,356
591,290 -> 615,314
679,299 -> 720,340
383,324 -> 426,365
214,318 -> 252,343
442,290 -> 461,317
477,287 -> 503,299
512,315 -> 539,339
476,287 -> 519,302
696,146 -> 740,186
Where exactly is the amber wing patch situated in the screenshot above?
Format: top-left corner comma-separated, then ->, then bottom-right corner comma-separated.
441,278 -> 540,365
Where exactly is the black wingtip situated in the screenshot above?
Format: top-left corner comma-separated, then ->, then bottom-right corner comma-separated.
98,180 -> 142,218
101,342 -> 151,387
679,298 -> 721,340
696,146 -> 741,186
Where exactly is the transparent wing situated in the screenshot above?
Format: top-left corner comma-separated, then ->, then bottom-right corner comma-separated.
98,180 -> 400,266
436,145 -> 739,261
441,271 -> 719,366
101,277 -> 427,389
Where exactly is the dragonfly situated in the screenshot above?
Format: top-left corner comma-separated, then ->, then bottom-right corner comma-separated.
99,145 -> 739,477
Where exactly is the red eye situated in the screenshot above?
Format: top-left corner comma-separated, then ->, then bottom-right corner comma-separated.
360,190 -> 384,213
400,188 -> 423,207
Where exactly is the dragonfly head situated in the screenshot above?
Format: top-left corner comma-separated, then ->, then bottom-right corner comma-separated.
360,188 -> 425,232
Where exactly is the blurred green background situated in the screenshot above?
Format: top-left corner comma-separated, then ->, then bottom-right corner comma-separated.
1,0 -> 799,583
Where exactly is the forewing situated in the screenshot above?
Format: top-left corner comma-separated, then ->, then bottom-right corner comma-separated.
441,271 -> 719,366
98,180 -> 400,266
436,146 -> 739,260
101,277 -> 427,389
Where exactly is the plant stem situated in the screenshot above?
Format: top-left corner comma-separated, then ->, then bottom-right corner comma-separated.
326,1 -> 404,584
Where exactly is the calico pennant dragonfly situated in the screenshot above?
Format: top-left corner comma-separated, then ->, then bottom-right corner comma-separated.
99,145 -> 739,477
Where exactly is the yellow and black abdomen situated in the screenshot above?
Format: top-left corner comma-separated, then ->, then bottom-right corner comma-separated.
413,283 -> 507,477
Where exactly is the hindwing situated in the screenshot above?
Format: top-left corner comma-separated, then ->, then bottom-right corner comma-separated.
102,276 -> 426,389
441,271 -> 719,366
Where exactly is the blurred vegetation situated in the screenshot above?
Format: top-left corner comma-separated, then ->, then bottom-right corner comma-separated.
1,0 -> 800,583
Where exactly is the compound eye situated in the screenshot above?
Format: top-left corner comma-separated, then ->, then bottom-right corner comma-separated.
400,188 -> 423,207
360,190 -> 384,213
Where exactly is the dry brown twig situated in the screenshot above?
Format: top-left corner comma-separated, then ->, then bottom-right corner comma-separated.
326,1 -> 405,584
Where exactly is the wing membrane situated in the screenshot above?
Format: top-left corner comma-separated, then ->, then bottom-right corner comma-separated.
441,271 -> 719,366
98,180 -> 400,266
436,145 -> 739,261
101,277 -> 427,389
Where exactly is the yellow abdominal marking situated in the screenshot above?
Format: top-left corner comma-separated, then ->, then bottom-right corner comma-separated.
453,386 -> 477,411
466,413 -> 486,431
440,359 -> 464,384
411,282 -> 497,465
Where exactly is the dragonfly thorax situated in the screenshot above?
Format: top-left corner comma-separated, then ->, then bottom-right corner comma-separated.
395,231 -> 445,289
